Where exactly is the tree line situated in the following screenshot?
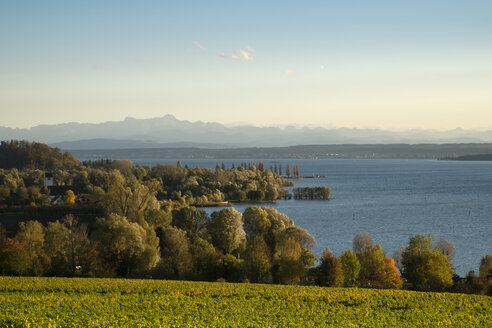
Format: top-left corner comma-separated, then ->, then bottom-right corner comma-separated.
0,208 -> 490,295
0,141 -> 296,208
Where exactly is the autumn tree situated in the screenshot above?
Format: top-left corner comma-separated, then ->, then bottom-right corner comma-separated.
401,234 -> 454,291
63,189 -> 75,205
3,221 -> 49,276
357,243 -> 402,289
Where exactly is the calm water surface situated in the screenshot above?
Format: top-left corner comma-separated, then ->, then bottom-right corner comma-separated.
131,158 -> 492,276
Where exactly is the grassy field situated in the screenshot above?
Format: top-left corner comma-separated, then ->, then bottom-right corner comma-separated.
0,277 -> 490,327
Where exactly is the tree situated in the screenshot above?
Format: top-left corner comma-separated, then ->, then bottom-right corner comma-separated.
356,243 -> 402,289
103,173 -> 160,221
341,249 -> 361,286
144,209 -> 172,229
392,246 -> 406,272
154,226 -> 193,280
13,221 -> 49,276
353,233 -> 374,253
243,207 -> 271,238
0,238 -> 31,275
206,208 -> 245,255
63,190 -> 75,205
92,214 -> 159,277
61,215 -> 98,276
479,254 -> 492,295
44,220 -> 71,275
275,237 -> 304,285
243,207 -> 315,284
172,206 -> 207,237
257,162 -> 265,172
437,238 -> 456,261
315,248 -> 344,287
273,227 -> 316,285
242,236 -> 272,283
189,237 -> 220,281
286,163 -> 291,177
401,235 -> 454,291
215,253 -> 244,282
294,165 -> 300,177
479,254 -> 492,280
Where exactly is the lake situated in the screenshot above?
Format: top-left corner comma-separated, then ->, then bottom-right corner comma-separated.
129,158 -> 492,276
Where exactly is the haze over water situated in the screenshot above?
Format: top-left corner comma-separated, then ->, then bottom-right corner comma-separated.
130,158 -> 492,276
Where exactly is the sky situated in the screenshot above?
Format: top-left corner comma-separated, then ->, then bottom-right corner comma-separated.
1,0 -> 491,130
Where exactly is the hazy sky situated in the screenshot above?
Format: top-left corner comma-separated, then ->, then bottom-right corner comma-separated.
1,0 -> 491,130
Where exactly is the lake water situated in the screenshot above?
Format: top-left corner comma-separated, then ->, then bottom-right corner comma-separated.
130,158 -> 492,276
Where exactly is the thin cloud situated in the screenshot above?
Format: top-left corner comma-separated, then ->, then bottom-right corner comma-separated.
193,41 -> 206,52
320,65 -> 325,70
234,49 -> 254,61
218,46 -> 255,61
284,68 -> 294,76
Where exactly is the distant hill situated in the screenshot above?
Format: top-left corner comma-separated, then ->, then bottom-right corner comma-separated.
66,143 -> 492,160
450,153 -> 492,161
2,115 -> 492,147
49,139 -> 229,150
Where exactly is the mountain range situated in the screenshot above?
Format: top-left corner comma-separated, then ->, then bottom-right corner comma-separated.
2,115 -> 492,149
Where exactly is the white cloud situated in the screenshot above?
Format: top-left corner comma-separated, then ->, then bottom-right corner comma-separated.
284,68 -> 294,76
246,45 -> 255,53
218,46 -> 255,61
235,49 -> 254,61
193,41 -> 206,52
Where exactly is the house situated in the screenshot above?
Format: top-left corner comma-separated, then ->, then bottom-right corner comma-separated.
44,172 -> 54,187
